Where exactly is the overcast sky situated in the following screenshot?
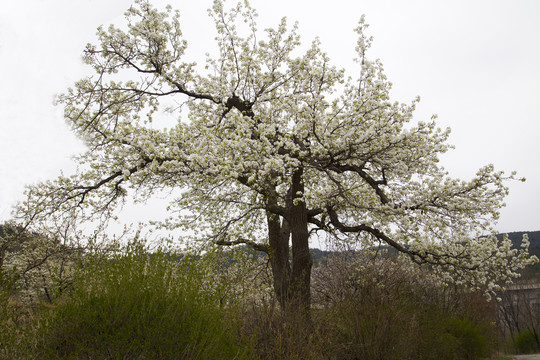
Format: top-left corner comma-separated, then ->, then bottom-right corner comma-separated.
1,0 -> 539,235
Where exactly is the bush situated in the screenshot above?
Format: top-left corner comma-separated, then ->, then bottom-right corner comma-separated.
513,329 -> 540,354
444,317 -> 489,359
35,239 -> 253,360
309,253 -> 496,360
419,316 -> 490,360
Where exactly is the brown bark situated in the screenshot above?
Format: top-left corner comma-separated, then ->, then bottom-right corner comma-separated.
267,211 -> 291,310
288,168 -> 313,314
266,168 -> 313,316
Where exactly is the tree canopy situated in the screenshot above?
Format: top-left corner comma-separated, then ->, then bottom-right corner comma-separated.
15,0 -> 535,312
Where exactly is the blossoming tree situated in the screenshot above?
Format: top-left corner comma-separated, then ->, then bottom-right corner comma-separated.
17,0 -> 534,314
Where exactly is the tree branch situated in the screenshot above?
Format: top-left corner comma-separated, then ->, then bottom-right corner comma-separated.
326,206 -> 481,271
216,238 -> 269,254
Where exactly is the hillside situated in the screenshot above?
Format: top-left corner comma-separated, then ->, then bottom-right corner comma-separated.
498,230 -> 540,249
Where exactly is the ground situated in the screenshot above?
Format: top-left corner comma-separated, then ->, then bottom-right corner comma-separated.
513,354 -> 540,360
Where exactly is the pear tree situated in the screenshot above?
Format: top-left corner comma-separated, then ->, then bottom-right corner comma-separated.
17,0 -> 534,314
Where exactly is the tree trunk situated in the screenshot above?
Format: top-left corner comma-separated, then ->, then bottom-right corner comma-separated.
267,211 -> 291,310
288,168 -> 313,315
266,169 -> 313,317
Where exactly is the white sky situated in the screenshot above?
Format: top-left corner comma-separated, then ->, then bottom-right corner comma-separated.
1,0 -> 539,234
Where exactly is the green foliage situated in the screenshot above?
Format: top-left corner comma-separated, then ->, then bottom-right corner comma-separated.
419,316 -> 489,360
0,267 -> 21,357
0,265 -> 17,304
34,239 -> 253,360
444,317 -> 489,359
513,329 -> 540,354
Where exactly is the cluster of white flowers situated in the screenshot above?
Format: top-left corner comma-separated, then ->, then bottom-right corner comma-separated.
0,221 -> 83,303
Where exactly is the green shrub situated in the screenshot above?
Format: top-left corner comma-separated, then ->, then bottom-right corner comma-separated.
35,239 -> 253,360
513,328 -> 540,354
445,317 -> 488,359
420,316 -> 489,360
